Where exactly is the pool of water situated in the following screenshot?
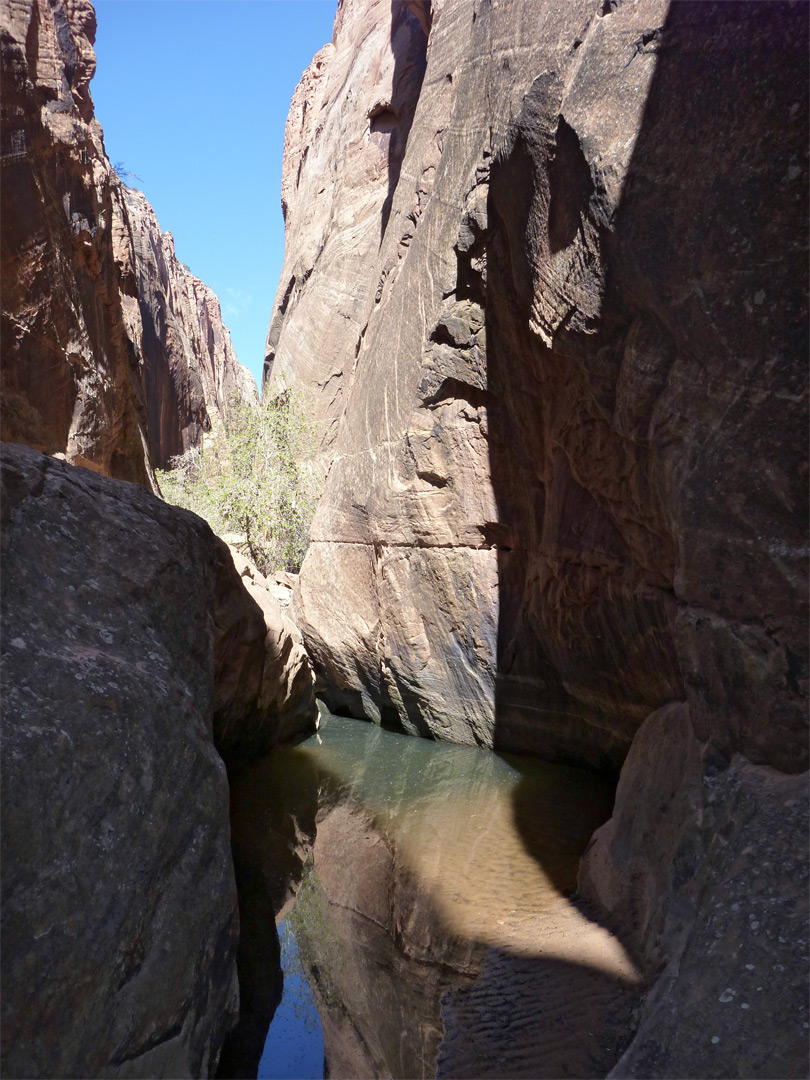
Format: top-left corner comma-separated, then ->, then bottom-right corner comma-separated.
220,709 -> 636,1079
256,921 -> 323,1080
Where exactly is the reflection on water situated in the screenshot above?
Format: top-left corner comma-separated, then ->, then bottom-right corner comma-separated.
257,922 -> 323,1080
222,710 -> 639,1080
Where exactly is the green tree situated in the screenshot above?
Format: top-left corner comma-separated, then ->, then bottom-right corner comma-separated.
156,383 -> 321,576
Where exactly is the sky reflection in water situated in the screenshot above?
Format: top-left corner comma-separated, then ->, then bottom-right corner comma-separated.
258,921 -> 323,1080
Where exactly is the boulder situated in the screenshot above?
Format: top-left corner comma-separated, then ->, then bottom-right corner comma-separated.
0,442 -> 315,1077
0,442 -> 237,1077
214,546 -> 317,758
579,704 -> 809,1079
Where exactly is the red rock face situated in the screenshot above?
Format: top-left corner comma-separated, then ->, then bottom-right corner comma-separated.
1,0 -> 255,482
114,190 -> 257,468
1,0 -> 148,481
268,0 -> 808,777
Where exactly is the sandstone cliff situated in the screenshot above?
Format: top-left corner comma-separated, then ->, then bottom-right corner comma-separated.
1,0 -> 150,481
267,0 -> 808,1075
1,0 -> 255,482
269,0 -> 808,777
114,189 -> 258,468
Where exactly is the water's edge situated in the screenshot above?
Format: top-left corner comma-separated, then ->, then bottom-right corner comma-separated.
219,711 -> 638,1080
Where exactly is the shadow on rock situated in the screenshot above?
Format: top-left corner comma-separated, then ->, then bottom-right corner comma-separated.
216,747 -> 321,1079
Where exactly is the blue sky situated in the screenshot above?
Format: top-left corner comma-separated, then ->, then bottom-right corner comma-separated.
92,1 -> 337,391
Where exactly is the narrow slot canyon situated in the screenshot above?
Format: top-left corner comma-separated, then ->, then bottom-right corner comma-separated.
1,0 -> 807,1078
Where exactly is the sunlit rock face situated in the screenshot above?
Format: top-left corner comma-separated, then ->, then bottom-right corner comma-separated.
269,0 -> 808,1075
114,190 -> 258,468
268,0 -> 808,776
0,0 -> 255,482
1,0 -> 150,482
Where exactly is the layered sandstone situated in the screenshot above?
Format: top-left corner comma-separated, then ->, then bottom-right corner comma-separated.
114,190 -> 258,468
1,0 -> 151,482
270,0 -> 808,770
1,0 -> 255,482
268,0 -> 808,1074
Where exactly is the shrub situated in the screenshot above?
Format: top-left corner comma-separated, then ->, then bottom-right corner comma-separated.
112,160 -> 142,189
156,382 -> 321,576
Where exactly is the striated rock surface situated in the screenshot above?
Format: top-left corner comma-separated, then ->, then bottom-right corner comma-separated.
114,190 -> 258,468
1,0 -> 255,483
268,1 -> 808,1076
268,0 -> 808,776
0,442 -> 239,1078
1,0 -> 151,483
0,442 -> 317,1077
265,0 -> 430,453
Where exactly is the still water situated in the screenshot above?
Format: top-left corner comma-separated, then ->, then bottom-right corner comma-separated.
220,710 -> 637,1080
257,922 -> 323,1080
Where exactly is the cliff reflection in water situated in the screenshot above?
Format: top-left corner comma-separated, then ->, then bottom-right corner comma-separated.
222,710 -> 638,1080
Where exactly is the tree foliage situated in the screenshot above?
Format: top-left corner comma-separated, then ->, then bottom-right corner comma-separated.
112,160 -> 142,188
156,384 -> 321,576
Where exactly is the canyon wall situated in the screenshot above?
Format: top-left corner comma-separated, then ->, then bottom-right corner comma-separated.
268,0 -> 808,773
114,188 -> 258,468
268,0 -> 808,1075
1,0 -> 255,483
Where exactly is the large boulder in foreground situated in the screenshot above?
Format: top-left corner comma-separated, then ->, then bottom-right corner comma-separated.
0,443 -> 314,1077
